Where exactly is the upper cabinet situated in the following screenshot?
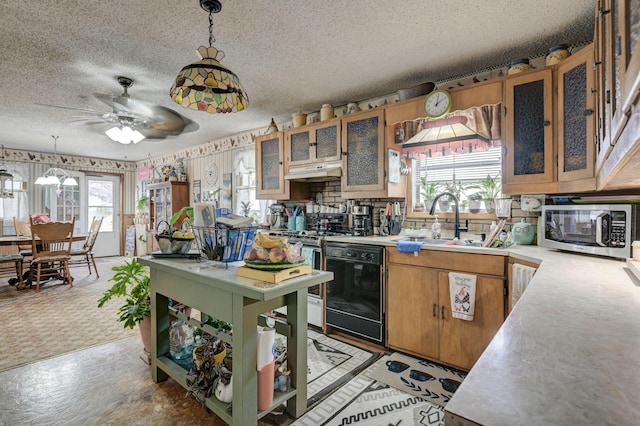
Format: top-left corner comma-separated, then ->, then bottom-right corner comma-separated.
503,68 -> 555,193
503,45 -> 596,195
255,132 -> 309,200
341,109 -> 389,197
595,0 -> 640,190
556,45 -> 596,187
285,117 -> 342,168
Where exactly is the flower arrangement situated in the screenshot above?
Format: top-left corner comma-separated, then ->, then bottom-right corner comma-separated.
30,213 -> 50,224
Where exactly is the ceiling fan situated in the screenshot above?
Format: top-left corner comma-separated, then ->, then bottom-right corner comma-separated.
38,76 -> 199,143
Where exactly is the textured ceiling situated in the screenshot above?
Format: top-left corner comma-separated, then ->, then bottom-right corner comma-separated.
0,0 -> 594,162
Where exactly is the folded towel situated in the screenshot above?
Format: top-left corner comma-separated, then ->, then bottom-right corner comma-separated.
511,263 -> 537,307
301,247 -> 315,266
449,272 -> 477,321
396,240 -> 423,254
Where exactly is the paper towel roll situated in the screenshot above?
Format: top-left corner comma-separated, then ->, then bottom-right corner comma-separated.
257,326 -> 276,370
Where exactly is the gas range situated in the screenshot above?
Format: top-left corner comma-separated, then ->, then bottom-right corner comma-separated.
268,230 -> 356,247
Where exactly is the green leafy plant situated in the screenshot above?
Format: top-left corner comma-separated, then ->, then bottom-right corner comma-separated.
470,174 -> 501,201
419,177 -> 442,201
240,201 -> 252,217
136,195 -> 149,214
170,206 -> 194,229
97,258 -> 150,329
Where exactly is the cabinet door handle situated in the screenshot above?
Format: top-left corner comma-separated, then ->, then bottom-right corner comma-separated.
433,303 -> 437,317
584,109 -> 594,116
441,306 -> 445,320
543,120 -> 551,127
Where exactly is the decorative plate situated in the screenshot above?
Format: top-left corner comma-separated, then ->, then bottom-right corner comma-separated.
244,260 -> 305,271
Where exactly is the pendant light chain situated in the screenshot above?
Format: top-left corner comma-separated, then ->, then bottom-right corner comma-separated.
208,10 -> 216,47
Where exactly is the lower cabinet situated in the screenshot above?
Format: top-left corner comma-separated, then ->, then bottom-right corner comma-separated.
386,249 -> 506,371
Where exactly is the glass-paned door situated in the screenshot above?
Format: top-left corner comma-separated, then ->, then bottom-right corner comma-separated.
87,175 -> 120,257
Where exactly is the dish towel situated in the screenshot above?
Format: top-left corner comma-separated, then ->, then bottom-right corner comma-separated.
511,263 -> 537,307
449,272 -> 477,321
301,247 -> 315,266
396,240 -> 424,254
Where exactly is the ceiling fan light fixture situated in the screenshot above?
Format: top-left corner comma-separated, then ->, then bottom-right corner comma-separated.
105,126 -> 145,144
170,0 -> 248,114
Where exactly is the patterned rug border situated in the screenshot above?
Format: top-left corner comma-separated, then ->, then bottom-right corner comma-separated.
368,352 -> 467,408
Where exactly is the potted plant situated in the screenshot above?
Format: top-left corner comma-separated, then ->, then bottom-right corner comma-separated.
136,195 -> 149,216
468,192 -> 483,213
97,258 -> 152,359
475,174 -> 501,213
420,177 -> 441,213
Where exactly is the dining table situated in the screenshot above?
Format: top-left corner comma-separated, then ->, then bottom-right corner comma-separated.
0,234 -> 88,289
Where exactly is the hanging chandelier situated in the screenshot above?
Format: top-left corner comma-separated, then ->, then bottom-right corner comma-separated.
0,145 -> 14,199
34,136 -> 78,187
170,0 -> 248,114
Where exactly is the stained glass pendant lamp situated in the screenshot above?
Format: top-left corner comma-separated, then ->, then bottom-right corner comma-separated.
170,0 -> 248,114
34,136 -> 78,187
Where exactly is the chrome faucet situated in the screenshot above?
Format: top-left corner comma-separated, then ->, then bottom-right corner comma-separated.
429,192 -> 468,240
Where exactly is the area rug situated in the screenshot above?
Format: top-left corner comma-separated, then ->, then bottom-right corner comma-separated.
292,355 -> 446,426
368,352 -> 467,407
275,328 -> 382,406
0,256 -> 138,372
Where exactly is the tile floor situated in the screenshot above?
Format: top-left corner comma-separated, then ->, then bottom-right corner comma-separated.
0,335 -> 293,426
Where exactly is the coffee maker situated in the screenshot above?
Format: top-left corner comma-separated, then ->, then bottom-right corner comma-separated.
268,203 -> 288,229
349,205 -> 374,236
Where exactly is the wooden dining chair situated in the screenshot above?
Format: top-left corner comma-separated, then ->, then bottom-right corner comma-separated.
13,217 -> 33,257
69,216 -> 103,278
29,217 -> 75,292
0,253 -> 24,288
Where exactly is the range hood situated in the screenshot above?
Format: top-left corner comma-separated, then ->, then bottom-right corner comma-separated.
284,162 -> 342,181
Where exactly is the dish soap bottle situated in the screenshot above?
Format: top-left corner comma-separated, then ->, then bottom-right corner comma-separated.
490,220 -> 498,235
431,216 -> 441,239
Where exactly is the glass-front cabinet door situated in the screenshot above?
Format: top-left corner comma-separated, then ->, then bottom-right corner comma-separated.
256,132 -> 289,199
557,44 -> 596,184
285,118 -> 341,168
504,69 -> 555,189
341,109 -> 385,194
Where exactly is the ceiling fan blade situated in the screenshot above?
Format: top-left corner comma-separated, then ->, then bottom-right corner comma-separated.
34,102 -> 102,115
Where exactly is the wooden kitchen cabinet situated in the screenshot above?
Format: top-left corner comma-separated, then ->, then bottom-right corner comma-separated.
556,44 -> 597,192
285,117 -> 341,167
503,45 -> 597,195
503,68 -> 556,194
594,0 -> 640,190
387,264 -> 440,360
341,109 -> 388,197
437,271 -> 505,370
386,248 -> 506,371
255,132 -> 309,200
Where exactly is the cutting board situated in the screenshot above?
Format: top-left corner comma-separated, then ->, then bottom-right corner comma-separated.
237,264 -> 312,283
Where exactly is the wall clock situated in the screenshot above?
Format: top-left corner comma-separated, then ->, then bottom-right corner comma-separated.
423,89 -> 452,119
205,163 -> 218,186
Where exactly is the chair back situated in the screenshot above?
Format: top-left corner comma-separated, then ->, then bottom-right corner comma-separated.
30,217 -> 75,259
83,217 -> 103,250
13,217 -> 31,238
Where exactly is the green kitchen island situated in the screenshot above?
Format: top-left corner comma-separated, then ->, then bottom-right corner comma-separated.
139,256 -> 333,426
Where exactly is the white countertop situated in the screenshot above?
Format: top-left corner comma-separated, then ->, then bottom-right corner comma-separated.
324,235 -> 640,424
447,246 -> 640,425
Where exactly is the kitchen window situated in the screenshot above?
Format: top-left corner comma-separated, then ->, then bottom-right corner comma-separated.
401,104 -> 502,217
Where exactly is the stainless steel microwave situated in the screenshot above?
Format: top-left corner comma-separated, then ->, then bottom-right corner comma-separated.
541,204 -> 639,259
